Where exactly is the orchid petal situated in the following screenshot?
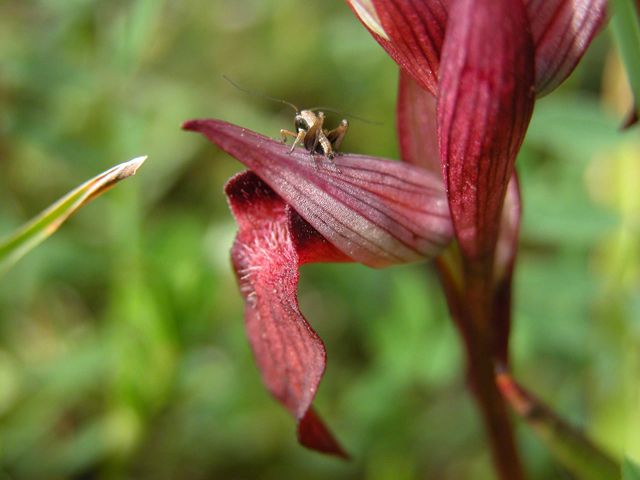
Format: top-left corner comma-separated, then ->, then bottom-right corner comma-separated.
527,0 -> 608,96
492,174 -> 521,364
437,0 -> 535,262
347,0 -> 389,39
346,0 -> 450,96
396,69 -> 441,174
226,171 -> 349,457
184,119 -> 453,268
348,0 -> 605,98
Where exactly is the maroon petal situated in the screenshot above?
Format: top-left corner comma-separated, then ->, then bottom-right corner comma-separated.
527,0 -> 608,96
226,170 -> 349,457
346,0 -> 450,96
492,174 -> 521,364
396,69 -> 441,174
184,119 -> 453,268
437,0 -> 535,262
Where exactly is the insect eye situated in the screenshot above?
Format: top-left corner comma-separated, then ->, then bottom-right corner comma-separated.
295,117 -> 308,131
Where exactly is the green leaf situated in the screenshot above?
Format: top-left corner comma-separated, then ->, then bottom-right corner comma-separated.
623,457 -> 640,480
612,0 -> 640,114
0,156 -> 147,276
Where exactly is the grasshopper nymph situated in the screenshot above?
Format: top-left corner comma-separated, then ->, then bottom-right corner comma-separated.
280,111 -> 348,172
223,75 -> 354,173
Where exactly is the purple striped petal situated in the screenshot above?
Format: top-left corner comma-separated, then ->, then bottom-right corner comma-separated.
527,0 -> 608,96
346,0 -> 450,96
437,0 -> 535,262
184,119 -> 453,268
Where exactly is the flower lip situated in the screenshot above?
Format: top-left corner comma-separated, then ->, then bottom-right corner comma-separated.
226,170 -> 349,458
183,119 -> 454,268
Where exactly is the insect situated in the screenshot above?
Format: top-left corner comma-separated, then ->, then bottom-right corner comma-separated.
223,75 -> 375,173
280,111 -> 348,170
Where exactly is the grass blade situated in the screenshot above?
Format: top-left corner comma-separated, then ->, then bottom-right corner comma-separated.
0,156 -> 147,275
496,370 -> 620,480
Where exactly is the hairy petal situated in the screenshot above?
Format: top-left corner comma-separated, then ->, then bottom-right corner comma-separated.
527,0 -> 608,96
184,119 -> 453,268
226,171 -> 349,457
396,69 -> 441,174
437,0 -> 535,262
346,0 -> 450,96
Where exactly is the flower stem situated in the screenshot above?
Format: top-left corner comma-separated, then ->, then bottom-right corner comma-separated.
435,253 -> 526,480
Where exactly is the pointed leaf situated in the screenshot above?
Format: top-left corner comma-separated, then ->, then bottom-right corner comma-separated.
437,0 -> 535,262
0,156 -> 147,276
612,0 -> 640,115
184,119 -> 453,268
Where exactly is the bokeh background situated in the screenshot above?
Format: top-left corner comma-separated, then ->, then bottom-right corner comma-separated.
1,0 -> 639,479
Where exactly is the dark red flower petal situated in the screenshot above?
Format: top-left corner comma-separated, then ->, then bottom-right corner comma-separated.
492,174 -> 521,364
528,0 -> 608,96
226,170 -> 349,457
396,69 -> 441,174
348,0 -> 605,98
346,0 -> 450,96
184,119 -> 453,268
437,0 -> 535,262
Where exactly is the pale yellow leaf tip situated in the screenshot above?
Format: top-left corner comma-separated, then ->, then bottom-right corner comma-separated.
117,155 -> 147,179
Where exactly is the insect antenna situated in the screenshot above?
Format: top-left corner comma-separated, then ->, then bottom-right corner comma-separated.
308,106 -> 383,125
222,75 -> 299,113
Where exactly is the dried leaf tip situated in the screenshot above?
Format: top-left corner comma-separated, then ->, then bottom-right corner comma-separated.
116,156 -> 148,179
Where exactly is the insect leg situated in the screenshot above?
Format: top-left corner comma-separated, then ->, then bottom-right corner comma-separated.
325,119 -> 349,153
287,129 -> 306,154
280,129 -> 297,143
303,112 -> 325,154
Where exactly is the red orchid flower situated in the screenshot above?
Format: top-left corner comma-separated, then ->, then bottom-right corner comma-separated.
183,120 -> 453,456
347,0 -> 607,477
349,0 -> 606,264
183,0 -> 607,471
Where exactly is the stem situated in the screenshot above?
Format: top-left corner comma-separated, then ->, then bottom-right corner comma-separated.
435,253 -> 526,480
465,265 -> 525,480
470,353 -> 524,480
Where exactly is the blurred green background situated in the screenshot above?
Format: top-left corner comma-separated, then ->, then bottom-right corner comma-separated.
1,0 -> 639,479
